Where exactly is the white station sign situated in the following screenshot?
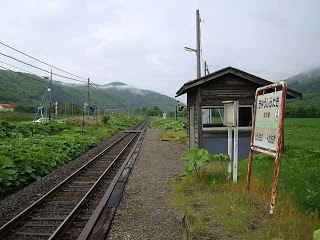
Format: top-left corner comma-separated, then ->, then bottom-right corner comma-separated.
253,90 -> 282,151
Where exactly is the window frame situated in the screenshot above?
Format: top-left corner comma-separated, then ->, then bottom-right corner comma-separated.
201,105 -> 253,131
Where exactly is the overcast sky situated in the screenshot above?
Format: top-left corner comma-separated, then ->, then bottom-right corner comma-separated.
1,0 -> 319,103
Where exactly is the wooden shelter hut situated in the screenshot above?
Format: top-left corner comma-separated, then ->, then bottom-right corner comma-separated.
176,67 -> 302,159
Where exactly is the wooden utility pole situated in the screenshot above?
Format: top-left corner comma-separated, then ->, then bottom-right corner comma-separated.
49,70 -> 52,136
71,95 -> 74,116
87,78 -> 90,119
196,9 -> 201,79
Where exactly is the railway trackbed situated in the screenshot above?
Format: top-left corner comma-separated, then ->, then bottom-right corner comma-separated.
0,118 -> 149,240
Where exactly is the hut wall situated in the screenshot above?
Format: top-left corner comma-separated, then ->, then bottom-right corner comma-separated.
201,73 -> 259,106
199,73 -> 258,155
187,90 -> 196,148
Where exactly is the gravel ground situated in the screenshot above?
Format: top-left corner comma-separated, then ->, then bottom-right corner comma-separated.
0,131 -> 126,219
108,129 -> 187,240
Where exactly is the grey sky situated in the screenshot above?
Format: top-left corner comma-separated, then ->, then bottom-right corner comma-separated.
0,0 -> 319,103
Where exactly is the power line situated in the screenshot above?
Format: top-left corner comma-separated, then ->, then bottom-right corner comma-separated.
0,65 -> 49,85
0,62 -> 86,89
0,52 -> 87,83
0,60 -> 36,75
0,41 -> 87,80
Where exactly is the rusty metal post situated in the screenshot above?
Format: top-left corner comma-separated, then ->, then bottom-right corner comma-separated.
246,149 -> 254,190
269,82 -> 287,215
246,87 -> 259,190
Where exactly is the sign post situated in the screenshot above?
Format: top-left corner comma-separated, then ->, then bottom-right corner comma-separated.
223,101 -> 239,182
246,81 -> 287,215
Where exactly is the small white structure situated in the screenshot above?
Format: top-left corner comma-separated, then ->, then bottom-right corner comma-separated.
162,111 -> 167,120
0,104 -> 14,112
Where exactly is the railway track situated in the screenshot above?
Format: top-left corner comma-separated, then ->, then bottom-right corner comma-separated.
0,118 -> 149,240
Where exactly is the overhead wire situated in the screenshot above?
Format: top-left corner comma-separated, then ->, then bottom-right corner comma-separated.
0,64 -> 49,85
0,43 -> 132,108
0,60 -> 37,75
0,63 -> 87,100
0,52 -> 87,83
0,41 -> 88,80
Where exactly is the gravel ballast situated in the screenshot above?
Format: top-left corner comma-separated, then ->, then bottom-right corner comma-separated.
108,129 -> 187,240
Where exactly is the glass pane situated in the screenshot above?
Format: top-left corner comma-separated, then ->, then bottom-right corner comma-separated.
202,107 -> 224,128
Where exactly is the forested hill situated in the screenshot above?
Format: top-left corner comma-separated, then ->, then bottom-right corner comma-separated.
285,67 -> 320,117
0,70 -> 177,112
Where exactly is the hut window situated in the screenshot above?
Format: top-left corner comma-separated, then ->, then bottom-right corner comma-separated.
239,106 -> 253,127
202,105 -> 253,129
202,107 -> 224,128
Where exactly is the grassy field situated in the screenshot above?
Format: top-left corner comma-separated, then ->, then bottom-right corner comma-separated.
151,117 -> 187,144
168,118 -> 320,239
0,112 -> 35,122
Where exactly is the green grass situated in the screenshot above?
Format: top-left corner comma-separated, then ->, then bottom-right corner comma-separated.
238,118 -> 320,215
169,118 -> 320,239
151,117 -> 187,144
0,112 -> 35,122
170,163 -> 320,240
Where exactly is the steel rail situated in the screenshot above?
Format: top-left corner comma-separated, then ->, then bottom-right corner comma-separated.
0,118 -> 148,239
78,118 -> 149,239
49,131 -> 140,240
77,127 -> 145,240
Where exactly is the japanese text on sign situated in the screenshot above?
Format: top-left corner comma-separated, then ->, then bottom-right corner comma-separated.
253,90 -> 282,151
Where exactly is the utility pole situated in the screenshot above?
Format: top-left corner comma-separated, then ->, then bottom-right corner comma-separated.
49,69 -> 52,136
71,95 -> 74,116
196,9 -> 201,79
87,78 -> 90,119
93,102 -> 96,125
117,100 -> 120,115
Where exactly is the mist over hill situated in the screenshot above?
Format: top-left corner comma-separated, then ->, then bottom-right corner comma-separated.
285,67 -> 320,117
0,70 -> 177,113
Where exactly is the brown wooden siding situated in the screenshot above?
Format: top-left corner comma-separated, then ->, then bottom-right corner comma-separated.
185,72 -> 262,148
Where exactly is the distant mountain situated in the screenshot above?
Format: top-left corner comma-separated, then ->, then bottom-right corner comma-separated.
99,82 -> 177,111
286,67 -> 320,83
0,70 -> 177,113
285,68 -> 320,107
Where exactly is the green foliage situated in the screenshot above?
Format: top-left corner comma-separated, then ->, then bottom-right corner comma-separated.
182,148 -> 214,179
101,115 -> 111,125
0,113 -> 35,122
0,120 -> 68,139
107,115 -> 142,130
0,131 -> 99,195
0,115 -> 141,196
182,149 -> 231,180
314,229 -> 320,240
286,75 -> 320,117
152,118 -> 186,131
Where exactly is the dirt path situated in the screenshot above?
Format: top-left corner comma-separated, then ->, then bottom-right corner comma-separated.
108,129 -> 187,240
